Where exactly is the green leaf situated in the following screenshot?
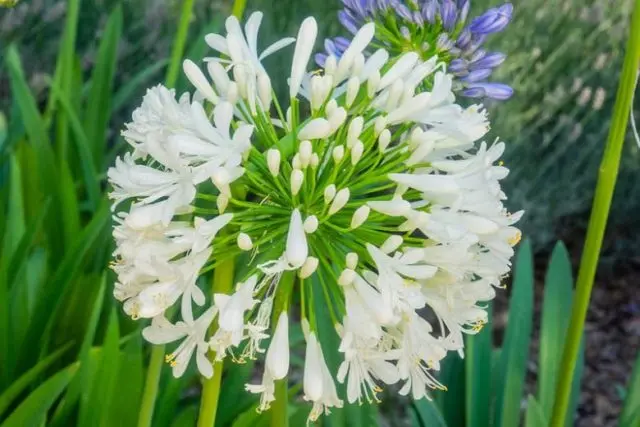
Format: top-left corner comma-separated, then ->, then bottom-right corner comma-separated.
58,161 -> 81,249
435,354 -> 465,427
538,242 -> 573,417
216,360 -> 258,426
84,5 -> 122,169
465,302 -> 493,427
1,154 -> 25,260
169,405 -> 199,427
47,78 -> 101,210
620,351 -> 640,427
78,308 -> 120,427
0,343 -> 72,419
524,395 -> 547,427
106,336 -> 144,427
50,274 -> 106,426
112,59 -> 169,113
412,398 -> 447,427
494,240 -> 534,427
0,364 -> 77,427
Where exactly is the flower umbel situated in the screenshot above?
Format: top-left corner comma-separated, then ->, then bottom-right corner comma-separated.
109,12 -> 521,423
320,0 -> 514,100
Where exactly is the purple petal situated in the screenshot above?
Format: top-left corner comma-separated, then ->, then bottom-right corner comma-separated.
449,58 -> 468,74
470,52 -> 506,69
462,87 -> 486,98
315,53 -> 328,67
339,10 -> 360,34
456,29 -> 472,49
458,0 -> 470,23
392,0 -> 414,21
467,82 -> 514,100
469,3 -> 513,34
441,0 -> 458,31
422,0 -> 439,23
461,68 -> 493,83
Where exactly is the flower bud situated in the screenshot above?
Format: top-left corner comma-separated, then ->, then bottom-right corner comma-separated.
303,215 -> 319,233
299,118 -> 331,140
325,55 -> 337,75
329,188 -> 350,215
266,313 -> 289,379
378,129 -> 391,152
386,80 -> 404,110
328,107 -> 347,133
237,233 -> 253,251
212,168 -> 231,195
381,235 -> 403,254
310,153 -> 320,169
258,72 -> 272,110
346,252 -> 359,270
226,82 -> 239,105
217,193 -> 229,214
347,116 -> 364,149
351,205 -> 370,229
183,60 -> 218,104
326,99 -> 338,116
368,70 -> 381,98
351,140 -> 364,165
338,269 -> 355,286
266,149 -> 281,177
346,77 -> 360,107
333,145 -> 345,163
374,116 -> 387,136
324,184 -> 337,204
292,153 -> 302,170
299,257 -> 319,279
291,169 -> 304,195
299,140 -> 313,167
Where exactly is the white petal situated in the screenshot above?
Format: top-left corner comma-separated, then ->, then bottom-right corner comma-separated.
266,312 -> 290,379
183,60 -> 218,103
290,18 -> 318,98
285,209 -> 308,268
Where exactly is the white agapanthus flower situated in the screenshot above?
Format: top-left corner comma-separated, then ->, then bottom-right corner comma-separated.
108,11 -> 522,423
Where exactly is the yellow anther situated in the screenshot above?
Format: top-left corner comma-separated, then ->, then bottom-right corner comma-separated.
508,231 -> 522,246
165,353 -> 175,363
170,360 -> 177,367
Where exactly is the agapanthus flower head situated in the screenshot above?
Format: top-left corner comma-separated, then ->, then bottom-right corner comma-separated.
319,0 -> 514,100
109,12 -> 521,423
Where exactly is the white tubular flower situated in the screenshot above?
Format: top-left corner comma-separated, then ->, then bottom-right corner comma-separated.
112,12 -> 521,419
142,307 -> 217,378
210,276 -> 258,360
304,332 -> 344,422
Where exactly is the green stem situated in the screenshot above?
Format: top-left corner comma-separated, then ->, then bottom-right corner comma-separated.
270,273 -> 295,427
165,0 -> 195,88
231,0 -> 248,19
137,2 -> 196,425
198,258 -> 236,427
137,347 -> 164,427
549,3 -> 640,426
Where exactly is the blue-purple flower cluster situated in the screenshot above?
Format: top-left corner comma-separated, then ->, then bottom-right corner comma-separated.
318,0 -> 514,100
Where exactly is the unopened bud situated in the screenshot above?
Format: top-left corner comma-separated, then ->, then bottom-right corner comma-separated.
346,253 -> 359,270
292,153 -> 302,170
324,185 -> 337,204
347,117 -> 364,148
338,269 -> 356,286
303,215 -> 319,234
351,205 -> 370,229
346,77 -> 360,107
266,149 -> 281,177
333,145 -> 345,163
351,140 -> 364,165
328,107 -> 347,133
381,235 -> 403,254
329,188 -> 350,215
217,193 -> 229,214
258,72 -> 272,110
237,233 -> 253,251
374,116 -> 387,136
291,169 -> 304,195
325,55 -> 338,76
299,257 -> 319,279
310,153 -> 320,168
299,140 -> 313,166
378,129 -> 392,152
368,70 -> 381,98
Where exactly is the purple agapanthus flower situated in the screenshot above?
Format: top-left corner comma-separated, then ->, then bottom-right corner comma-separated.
317,0 -> 514,100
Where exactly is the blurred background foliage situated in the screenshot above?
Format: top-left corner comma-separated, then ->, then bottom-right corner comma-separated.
0,0 -> 638,426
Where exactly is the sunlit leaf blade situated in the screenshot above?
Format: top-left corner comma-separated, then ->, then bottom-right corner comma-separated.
0,364 -> 77,427
524,395 -> 547,427
620,351 -> 640,427
538,242 -> 573,417
435,354 -> 465,427
412,398 -> 447,427
106,336 -> 144,426
85,5 -> 123,170
494,240 -> 534,427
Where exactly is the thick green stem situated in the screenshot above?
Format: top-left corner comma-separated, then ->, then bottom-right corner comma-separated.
198,258 -> 236,427
231,0 -> 248,18
270,273 -> 295,427
165,0 -> 195,87
137,347 -> 164,427
137,2 -> 196,425
550,3 -> 640,426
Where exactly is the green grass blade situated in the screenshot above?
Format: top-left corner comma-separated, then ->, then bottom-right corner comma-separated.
620,351 -> 640,427
58,161 -> 81,248
106,336 -> 144,427
524,395 -> 547,427
0,364 -> 77,427
565,342 -> 584,427
84,5 -> 123,169
413,398 -> 448,427
49,274 -> 106,426
494,240 -> 534,427
538,242 -> 573,417
0,343 -> 72,419
112,59 -> 169,113
78,308 -> 120,427
465,302 -> 493,427
1,154 -> 25,259
48,78 -> 101,209
435,354 -> 465,427
17,203 -> 109,374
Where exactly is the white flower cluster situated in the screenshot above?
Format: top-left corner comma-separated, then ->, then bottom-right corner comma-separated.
108,12 -> 521,422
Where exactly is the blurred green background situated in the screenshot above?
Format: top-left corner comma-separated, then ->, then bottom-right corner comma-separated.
0,0 -> 638,426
